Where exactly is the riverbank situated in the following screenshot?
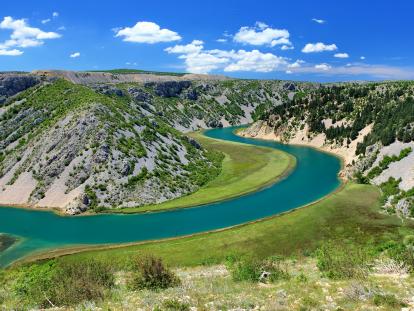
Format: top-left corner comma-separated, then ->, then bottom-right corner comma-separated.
0,125 -> 341,267
238,120 -> 372,168
19,183 -> 393,267
111,131 -> 295,214
0,130 -> 294,217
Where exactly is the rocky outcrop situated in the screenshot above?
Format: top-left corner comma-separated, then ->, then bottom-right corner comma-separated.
145,81 -> 192,97
0,74 -> 40,104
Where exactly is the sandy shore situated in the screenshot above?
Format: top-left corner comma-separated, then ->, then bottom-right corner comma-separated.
239,121 -> 372,167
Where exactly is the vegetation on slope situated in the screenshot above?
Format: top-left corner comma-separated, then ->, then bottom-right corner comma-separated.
115,132 -> 295,213
252,81 -> 414,218
0,79 -> 223,213
261,82 -> 414,152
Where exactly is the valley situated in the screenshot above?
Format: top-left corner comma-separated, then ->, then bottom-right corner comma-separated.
0,70 -> 414,310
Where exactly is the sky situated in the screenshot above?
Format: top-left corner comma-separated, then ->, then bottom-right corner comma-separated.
0,0 -> 413,82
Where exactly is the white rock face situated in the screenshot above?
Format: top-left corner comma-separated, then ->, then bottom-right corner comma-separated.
373,142 -> 414,191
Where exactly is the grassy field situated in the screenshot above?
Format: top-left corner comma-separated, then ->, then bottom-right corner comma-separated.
28,182 -> 414,268
115,132 -> 295,213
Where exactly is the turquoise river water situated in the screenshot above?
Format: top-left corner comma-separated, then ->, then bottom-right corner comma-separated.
0,126 -> 341,266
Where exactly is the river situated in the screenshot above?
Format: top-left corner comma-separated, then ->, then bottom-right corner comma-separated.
0,126 -> 341,266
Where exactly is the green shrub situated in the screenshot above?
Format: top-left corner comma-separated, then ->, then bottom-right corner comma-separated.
316,242 -> 369,279
373,294 -> 407,308
158,299 -> 191,311
228,257 -> 261,282
127,167 -> 148,187
354,171 -> 369,184
50,259 -> 115,305
226,255 -> 289,283
11,261 -> 57,307
11,259 -> 114,308
128,255 -> 180,290
261,256 -> 290,282
378,239 -> 414,272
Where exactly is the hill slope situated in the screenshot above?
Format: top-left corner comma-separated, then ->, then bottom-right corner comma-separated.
0,72 -> 305,214
241,81 -> 414,217
0,78 -> 223,214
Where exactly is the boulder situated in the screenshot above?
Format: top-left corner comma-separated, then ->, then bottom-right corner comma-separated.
128,87 -> 152,102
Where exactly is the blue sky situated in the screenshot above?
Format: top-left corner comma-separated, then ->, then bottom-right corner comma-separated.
0,0 -> 413,81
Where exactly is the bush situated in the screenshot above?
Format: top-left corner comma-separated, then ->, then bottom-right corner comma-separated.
11,259 -> 114,308
373,294 -> 407,308
128,255 -> 180,290
156,299 -> 190,311
226,255 -> 290,283
50,259 -> 115,305
354,171 -> 369,184
378,239 -> 414,272
11,261 -> 57,307
261,256 -> 290,282
228,257 -> 262,282
316,242 -> 369,279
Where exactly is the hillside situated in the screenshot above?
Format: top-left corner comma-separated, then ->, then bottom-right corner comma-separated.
2,71 -> 413,216
0,71 -> 303,214
241,81 -> 414,218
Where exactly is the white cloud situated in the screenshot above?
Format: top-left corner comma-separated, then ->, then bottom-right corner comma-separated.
287,62 -> 414,79
165,40 -> 288,74
166,39 -> 414,79
314,63 -> 332,71
0,16 -> 61,56
302,42 -> 338,53
281,45 -> 294,50
42,12 -> 58,25
115,21 -> 181,44
70,52 -> 80,58
233,22 -> 292,47
312,18 -> 325,24
182,51 -> 229,73
255,21 -> 268,30
216,38 -> 227,43
57,26 -> 66,31
288,59 -> 305,68
165,40 -> 227,73
0,48 -> 23,56
223,49 -> 287,72
360,56 -> 366,60
165,40 -> 203,54
334,52 -> 349,58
